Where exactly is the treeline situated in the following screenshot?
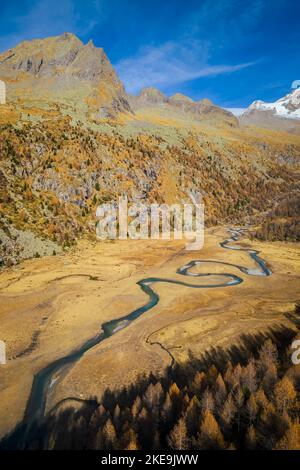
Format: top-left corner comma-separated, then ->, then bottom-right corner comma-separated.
18,331 -> 300,451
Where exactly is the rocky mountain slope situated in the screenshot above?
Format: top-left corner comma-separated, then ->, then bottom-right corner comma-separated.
129,87 -> 238,127
0,34 -> 299,267
0,33 -> 131,118
0,33 -> 238,127
245,87 -> 300,120
1,114 -> 299,266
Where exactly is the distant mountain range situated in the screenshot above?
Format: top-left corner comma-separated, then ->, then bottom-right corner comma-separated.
1,32 -> 299,135
0,33 -> 238,127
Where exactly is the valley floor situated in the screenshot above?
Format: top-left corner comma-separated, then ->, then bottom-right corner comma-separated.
0,227 -> 299,439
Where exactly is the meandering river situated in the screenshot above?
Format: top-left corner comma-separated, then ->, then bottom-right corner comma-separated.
1,228 -> 271,448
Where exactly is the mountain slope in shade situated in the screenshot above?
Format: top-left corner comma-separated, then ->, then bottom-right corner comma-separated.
0,33 -> 131,118
129,87 -> 238,127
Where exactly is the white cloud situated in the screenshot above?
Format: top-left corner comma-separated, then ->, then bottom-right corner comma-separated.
115,40 -> 255,94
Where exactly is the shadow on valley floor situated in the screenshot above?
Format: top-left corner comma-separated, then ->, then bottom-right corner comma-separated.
1,305 -> 299,451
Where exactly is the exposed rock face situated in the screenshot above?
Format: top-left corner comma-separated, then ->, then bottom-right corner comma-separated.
138,87 -> 168,104
0,33 -> 131,118
168,93 -> 195,113
194,98 -> 237,124
130,87 -> 238,127
128,87 -> 168,108
169,93 -> 194,106
0,34 -> 237,125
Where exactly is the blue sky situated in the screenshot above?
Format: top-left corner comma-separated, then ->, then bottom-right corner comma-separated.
0,0 -> 299,109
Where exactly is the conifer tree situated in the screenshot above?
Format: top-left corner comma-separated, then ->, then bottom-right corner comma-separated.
169,382 -> 180,399
215,373 -> 227,407
103,419 -> 117,450
131,396 -> 142,418
161,393 -> 172,425
258,339 -> 278,374
242,357 -> 257,393
274,377 -> 296,414
246,394 -> 258,425
125,429 -> 139,450
185,395 -> 201,437
245,425 -> 257,450
197,410 -> 225,450
201,388 -> 215,413
275,420 -> 300,450
221,394 -> 236,435
167,417 -> 189,450
192,371 -> 206,395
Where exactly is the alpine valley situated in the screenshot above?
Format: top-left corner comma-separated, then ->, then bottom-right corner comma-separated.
0,33 -> 299,451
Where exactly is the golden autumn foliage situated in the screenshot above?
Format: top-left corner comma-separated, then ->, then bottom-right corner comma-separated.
17,336 -> 299,450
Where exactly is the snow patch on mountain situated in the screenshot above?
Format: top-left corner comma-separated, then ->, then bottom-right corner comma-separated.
243,88 -> 300,120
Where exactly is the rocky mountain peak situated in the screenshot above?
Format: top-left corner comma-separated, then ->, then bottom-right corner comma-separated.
240,87 -> 300,134
138,87 -> 167,103
197,98 -> 213,107
0,33 -> 132,119
244,87 -> 300,120
169,93 -> 194,104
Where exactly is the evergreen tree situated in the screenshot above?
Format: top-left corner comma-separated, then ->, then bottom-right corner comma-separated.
245,425 -> 257,450
125,429 -> 139,450
275,420 -> 300,450
197,410 -> 225,450
221,394 -> 236,434
201,388 -> 215,413
215,373 -> 227,407
242,357 -> 257,393
246,394 -> 258,426
274,377 -> 296,414
103,419 -> 117,450
167,417 -> 189,450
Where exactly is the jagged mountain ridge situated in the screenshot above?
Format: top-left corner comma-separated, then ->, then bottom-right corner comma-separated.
129,87 -> 238,127
0,33 -> 131,118
244,87 -> 300,120
0,33 -> 238,126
